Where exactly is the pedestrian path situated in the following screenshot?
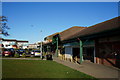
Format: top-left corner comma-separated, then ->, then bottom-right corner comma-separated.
53,57 -> 120,80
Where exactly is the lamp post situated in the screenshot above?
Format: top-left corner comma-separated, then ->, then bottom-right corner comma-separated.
40,30 -> 42,59
40,41 -> 42,59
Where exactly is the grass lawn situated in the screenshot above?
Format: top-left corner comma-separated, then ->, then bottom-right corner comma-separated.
2,59 -> 97,79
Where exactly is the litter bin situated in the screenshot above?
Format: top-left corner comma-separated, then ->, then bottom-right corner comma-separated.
42,56 -> 44,60
46,54 -> 53,60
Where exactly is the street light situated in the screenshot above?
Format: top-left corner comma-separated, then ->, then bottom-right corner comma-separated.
40,30 -> 42,59
40,41 -> 42,59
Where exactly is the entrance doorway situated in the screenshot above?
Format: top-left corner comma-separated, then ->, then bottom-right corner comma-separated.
83,47 -> 94,63
72,48 -> 80,63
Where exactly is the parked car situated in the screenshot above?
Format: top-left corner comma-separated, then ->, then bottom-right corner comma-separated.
24,49 -> 31,57
2,48 -> 15,57
31,50 -> 42,57
16,49 -> 25,56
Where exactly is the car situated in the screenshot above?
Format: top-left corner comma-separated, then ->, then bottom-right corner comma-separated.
24,49 -> 31,57
16,49 -> 25,56
2,48 -> 15,57
31,50 -> 42,57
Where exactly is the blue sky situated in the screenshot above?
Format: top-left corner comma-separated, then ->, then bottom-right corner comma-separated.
2,2 -> 118,43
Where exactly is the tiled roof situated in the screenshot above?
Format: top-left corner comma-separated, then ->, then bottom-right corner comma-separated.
43,33 -> 59,45
69,16 -> 120,40
1,38 -> 28,42
2,39 -> 17,41
59,26 -> 86,41
45,32 -> 59,40
17,40 -> 28,43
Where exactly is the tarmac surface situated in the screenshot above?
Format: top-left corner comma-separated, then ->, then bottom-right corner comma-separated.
53,57 -> 120,80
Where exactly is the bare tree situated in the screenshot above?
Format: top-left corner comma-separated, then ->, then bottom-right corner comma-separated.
0,16 -> 10,36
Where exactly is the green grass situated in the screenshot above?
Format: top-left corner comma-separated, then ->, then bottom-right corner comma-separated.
2,59 -> 97,79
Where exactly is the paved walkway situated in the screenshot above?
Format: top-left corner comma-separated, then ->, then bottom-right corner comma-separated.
53,57 -> 120,80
